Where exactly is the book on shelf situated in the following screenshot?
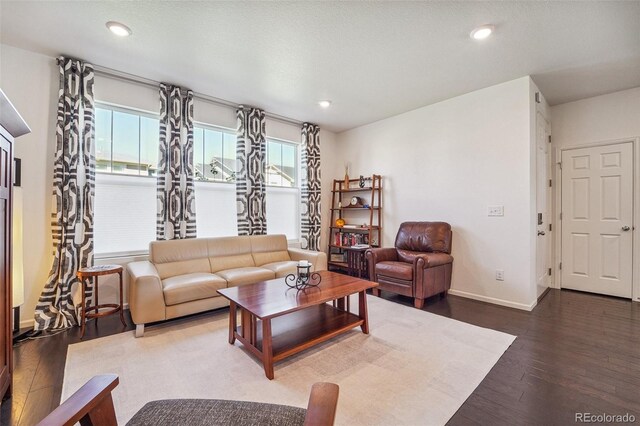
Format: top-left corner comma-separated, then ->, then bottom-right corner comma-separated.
333,230 -> 369,247
330,253 -> 346,262
351,243 -> 371,249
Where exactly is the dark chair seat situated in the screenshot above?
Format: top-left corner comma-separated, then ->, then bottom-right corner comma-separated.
127,399 -> 307,426
376,261 -> 413,281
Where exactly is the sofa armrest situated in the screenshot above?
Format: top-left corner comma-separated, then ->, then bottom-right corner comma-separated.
127,261 -> 166,326
288,248 -> 328,272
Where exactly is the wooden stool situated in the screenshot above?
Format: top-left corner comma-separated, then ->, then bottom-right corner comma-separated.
76,265 -> 126,339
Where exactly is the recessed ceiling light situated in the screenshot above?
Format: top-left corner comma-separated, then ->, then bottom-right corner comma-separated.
470,25 -> 494,40
106,21 -> 132,37
318,100 -> 332,108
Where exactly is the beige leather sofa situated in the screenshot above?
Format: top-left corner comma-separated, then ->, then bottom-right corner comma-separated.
127,234 -> 327,337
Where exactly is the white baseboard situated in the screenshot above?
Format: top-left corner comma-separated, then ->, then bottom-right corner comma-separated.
20,318 -> 34,329
448,289 -> 537,311
17,303 -> 130,330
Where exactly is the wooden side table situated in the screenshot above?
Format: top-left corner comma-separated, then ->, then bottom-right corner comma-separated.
76,265 -> 126,339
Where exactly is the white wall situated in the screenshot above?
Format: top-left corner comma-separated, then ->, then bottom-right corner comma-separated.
550,87 -> 640,302
0,44 -> 57,328
551,87 -> 640,148
1,44 -> 337,327
330,77 -> 538,309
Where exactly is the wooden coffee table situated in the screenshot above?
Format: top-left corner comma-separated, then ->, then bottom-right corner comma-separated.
217,270 -> 378,379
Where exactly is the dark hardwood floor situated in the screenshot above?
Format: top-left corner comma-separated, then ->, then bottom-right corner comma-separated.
2,289 -> 639,425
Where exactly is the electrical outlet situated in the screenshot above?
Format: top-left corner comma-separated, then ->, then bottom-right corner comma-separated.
495,270 -> 505,281
488,205 -> 504,217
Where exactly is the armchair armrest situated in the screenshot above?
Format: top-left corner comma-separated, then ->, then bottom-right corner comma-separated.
304,382 -> 339,426
126,261 -> 166,326
288,248 -> 328,271
366,247 -> 398,263
37,374 -> 119,426
366,248 -> 398,282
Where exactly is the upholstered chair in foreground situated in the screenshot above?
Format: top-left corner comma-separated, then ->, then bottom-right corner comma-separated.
366,221 -> 453,309
39,375 -> 339,426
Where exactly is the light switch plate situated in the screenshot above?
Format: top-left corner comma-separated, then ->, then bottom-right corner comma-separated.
496,270 -> 505,281
488,205 -> 504,217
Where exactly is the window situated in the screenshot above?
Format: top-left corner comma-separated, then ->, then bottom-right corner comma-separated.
95,105 -> 159,176
266,139 -> 297,187
94,104 -> 158,256
94,104 -> 303,255
193,125 -> 236,182
266,138 -> 300,240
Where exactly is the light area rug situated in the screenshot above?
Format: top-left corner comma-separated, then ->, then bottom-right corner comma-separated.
63,295 -> 515,425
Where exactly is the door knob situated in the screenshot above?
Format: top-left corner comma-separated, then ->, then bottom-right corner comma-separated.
537,230 -> 546,236
622,226 -> 631,231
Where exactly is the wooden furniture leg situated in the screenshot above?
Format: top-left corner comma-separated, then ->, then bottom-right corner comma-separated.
262,319 -> 274,380
359,290 -> 369,334
372,288 -> 380,297
241,308 -> 255,345
80,279 -> 86,339
228,302 -> 237,344
118,271 -> 126,327
94,276 -> 99,314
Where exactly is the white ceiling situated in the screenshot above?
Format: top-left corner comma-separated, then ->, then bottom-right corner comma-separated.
1,1 -> 639,133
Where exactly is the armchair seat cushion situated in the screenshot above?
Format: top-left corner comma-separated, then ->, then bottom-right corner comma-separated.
421,252 -> 454,268
375,261 -> 414,281
162,273 -> 227,306
261,260 -> 300,278
216,267 -> 276,287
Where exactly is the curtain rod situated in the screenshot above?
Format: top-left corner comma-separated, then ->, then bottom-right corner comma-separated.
92,65 -> 304,127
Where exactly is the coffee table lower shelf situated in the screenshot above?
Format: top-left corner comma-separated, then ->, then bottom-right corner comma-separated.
231,303 -> 365,378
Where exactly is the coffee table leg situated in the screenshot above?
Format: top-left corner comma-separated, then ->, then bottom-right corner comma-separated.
262,318 -> 274,379
228,302 -> 237,344
359,290 -> 369,334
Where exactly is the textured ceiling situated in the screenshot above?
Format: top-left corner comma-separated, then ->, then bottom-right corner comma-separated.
1,1 -> 639,132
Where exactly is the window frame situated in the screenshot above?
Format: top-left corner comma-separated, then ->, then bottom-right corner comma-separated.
265,136 -> 299,189
94,101 -> 160,179
193,121 -> 237,184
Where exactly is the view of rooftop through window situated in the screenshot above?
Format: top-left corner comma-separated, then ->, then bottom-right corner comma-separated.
96,109 -> 297,189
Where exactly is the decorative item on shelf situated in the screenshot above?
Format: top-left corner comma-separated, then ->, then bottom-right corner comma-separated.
344,163 -> 350,189
330,253 -> 346,262
363,204 -> 370,208
335,218 -> 345,227
285,260 -> 322,290
359,175 -> 365,188
338,201 -> 342,208
349,196 -> 363,207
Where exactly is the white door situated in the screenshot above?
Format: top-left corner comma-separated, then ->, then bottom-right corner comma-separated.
535,111 -> 551,295
561,142 -> 633,297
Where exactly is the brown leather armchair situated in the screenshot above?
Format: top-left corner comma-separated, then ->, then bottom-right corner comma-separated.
366,222 -> 453,309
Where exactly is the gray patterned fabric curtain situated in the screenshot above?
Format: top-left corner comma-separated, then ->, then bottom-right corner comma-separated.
34,56 -> 95,330
236,106 -> 267,235
156,83 -> 196,240
301,123 -> 321,250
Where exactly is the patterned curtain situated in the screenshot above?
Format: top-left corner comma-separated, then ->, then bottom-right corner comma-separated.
301,123 -> 321,250
156,83 -> 196,240
34,57 -> 95,330
236,106 -> 267,235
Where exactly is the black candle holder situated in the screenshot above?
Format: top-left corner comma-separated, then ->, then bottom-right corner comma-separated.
285,264 -> 322,290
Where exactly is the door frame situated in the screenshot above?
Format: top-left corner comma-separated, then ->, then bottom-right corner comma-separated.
554,137 -> 639,302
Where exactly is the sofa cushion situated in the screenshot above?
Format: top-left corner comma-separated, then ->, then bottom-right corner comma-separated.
261,261 -> 299,278
150,239 -> 211,280
375,261 -> 413,281
250,235 -> 291,266
206,236 -> 255,272
216,267 -> 276,287
162,273 -> 227,306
